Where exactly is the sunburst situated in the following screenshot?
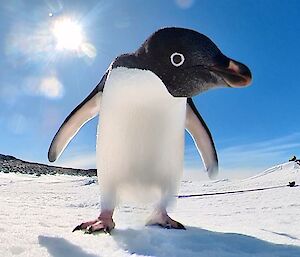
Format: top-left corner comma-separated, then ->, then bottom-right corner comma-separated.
52,18 -> 83,51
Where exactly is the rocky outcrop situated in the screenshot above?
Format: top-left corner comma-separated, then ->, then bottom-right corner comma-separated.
0,154 -> 96,177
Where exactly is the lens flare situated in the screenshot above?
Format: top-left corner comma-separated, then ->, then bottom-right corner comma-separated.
6,15 -> 97,66
52,18 -> 83,50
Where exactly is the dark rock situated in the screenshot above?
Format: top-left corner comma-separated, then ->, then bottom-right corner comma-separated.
288,181 -> 296,187
0,153 -> 97,177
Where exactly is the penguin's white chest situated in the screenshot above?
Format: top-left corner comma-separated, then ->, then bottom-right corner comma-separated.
97,67 -> 186,202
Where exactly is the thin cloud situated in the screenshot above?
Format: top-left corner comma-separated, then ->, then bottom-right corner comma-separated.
39,76 -> 64,99
220,133 -> 300,163
175,0 -> 194,9
23,74 -> 64,99
8,113 -> 28,135
221,133 -> 300,155
0,83 -> 21,107
56,153 -> 96,169
184,132 -> 300,179
220,133 -> 300,176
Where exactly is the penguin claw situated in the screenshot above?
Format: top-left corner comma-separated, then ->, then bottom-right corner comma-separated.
146,211 -> 186,230
73,218 -> 115,234
154,220 -> 185,230
85,220 -> 115,234
173,221 -> 186,230
72,219 -> 99,232
72,224 -> 83,232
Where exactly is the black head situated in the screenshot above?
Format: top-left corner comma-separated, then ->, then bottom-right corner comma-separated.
113,27 -> 252,97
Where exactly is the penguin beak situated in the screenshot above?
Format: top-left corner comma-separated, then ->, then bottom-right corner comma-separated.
210,59 -> 252,87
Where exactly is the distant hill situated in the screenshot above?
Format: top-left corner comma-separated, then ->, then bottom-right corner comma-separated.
0,153 -> 96,177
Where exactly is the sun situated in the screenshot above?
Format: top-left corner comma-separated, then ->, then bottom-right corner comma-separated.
52,18 -> 83,51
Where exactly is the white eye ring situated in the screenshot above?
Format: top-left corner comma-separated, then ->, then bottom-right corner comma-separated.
170,52 -> 185,67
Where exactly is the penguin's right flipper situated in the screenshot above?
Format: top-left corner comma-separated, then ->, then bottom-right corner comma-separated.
48,72 -> 108,162
185,98 -> 218,179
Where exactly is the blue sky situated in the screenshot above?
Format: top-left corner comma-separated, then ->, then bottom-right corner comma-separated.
0,0 -> 300,178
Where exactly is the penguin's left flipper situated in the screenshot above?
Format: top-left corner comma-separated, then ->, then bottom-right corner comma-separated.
48,71 -> 108,162
186,98 -> 218,179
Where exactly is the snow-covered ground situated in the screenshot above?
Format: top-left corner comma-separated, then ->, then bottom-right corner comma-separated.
1,161 -> 300,257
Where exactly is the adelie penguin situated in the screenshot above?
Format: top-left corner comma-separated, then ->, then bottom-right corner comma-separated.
48,27 -> 252,233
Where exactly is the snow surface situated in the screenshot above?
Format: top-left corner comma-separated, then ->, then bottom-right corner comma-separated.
1,161 -> 300,257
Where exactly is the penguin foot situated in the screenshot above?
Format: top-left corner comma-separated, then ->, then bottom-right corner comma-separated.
73,218 -> 115,234
146,210 -> 186,230
72,219 -> 98,232
86,219 -> 115,234
73,210 -> 115,234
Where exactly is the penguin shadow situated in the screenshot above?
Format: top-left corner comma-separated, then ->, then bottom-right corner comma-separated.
112,226 -> 300,257
38,235 -> 98,257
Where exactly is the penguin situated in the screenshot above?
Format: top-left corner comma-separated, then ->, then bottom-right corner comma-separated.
48,27 -> 252,233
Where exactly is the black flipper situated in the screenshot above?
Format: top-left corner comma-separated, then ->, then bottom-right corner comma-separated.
48,71 -> 109,162
186,98 -> 218,179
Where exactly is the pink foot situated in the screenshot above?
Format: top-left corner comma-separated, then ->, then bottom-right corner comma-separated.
146,210 -> 185,230
73,210 -> 115,234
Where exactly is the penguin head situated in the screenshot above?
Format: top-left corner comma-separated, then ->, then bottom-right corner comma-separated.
121,27 -> 252,97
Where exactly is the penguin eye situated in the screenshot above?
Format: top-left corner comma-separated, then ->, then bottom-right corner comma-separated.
170,52 -> 185,67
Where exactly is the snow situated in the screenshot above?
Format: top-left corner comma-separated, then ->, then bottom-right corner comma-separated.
1,161 -> 300,257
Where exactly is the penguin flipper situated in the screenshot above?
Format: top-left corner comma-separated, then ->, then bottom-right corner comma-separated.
48,72 -> 108,162
186,98 -> 218,179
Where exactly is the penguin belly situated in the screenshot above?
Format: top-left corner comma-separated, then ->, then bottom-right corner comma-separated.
97,67 -> 186,208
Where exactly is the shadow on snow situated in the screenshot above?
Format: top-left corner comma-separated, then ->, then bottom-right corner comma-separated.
113,226 -> 300,257
38,227 -> 300,257
38,236 -> 98,257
